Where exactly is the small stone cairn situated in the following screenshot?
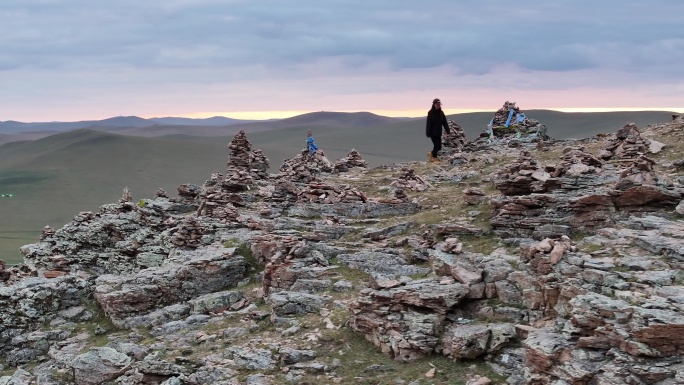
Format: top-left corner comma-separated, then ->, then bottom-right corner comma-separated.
40,225 -> 55,240
442,120 -> 469,150
391,166 -> 431,191
278,151 -> 326,183
615,155 -> 660,190
494,150 -> 550,196
250,148 -> 270,179
333,149 -> 368,173
374,188 -> 410,204
599,123 -> 651,160
551,145 -> 603,177
119,187 -> 132,203
297,181 -> 368,203
169,216 -> 205,248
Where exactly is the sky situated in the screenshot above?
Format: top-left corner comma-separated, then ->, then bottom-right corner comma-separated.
1,0 -> 684,122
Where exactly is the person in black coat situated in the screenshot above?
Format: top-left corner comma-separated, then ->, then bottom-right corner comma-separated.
425,98 -> 451,162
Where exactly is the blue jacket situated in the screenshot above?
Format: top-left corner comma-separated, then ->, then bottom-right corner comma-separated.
306,137 -> 319,155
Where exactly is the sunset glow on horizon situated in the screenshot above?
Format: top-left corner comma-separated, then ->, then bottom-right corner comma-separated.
168,107 -> 684,121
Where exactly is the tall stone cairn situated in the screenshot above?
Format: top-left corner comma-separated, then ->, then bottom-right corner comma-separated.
224,130 -> 255,190
333,149 -> 368,173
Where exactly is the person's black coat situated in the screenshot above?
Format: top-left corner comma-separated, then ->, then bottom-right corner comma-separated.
425,108 -> 450,137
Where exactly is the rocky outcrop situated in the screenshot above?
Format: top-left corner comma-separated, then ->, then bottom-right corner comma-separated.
94,246 -> 248,326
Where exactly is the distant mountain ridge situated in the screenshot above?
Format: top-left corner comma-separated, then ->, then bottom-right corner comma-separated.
0,110 -> 679,146
0,115 -> 258,134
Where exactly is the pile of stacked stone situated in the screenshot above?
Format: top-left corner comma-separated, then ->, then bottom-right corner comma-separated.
249,149 -> 270,179
373,188 -> 410,204
278,151 -> 326,183
296,182 -> 368,204
551,145 -> 604,177
256,180 -> 300,203
332,149 -> 368,173
390,167 -> 431,191
0,260 -> 9,282
494,150 -> 551,195
40,225 -> 55,240
615,155 -> 659,190
156,188 -> 168,198
177,183 -> 202,204
442,120 -> 469,150
119,187 -> 132,203
169,217 -> 205,248
489,101 -> 549,140
224,130 -> 255,190
599,123 -> 652,160
196,182 -> 243,222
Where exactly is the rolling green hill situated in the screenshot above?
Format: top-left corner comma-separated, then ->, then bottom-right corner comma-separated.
0,110 -> 678,264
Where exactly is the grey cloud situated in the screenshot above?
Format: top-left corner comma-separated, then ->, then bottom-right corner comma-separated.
1,0 -> 684,78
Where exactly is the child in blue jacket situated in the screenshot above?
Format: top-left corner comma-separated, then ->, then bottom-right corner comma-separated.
306,130 -> 332,167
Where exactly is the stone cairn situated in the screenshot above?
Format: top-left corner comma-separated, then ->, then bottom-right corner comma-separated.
297,181 -> 368,203
494,150 -> 550,196
119,187 -> 132,203
224,130 -> 255,190
599,123 -> 651,160
196,172 -> 244,221
0,260 -> 8,282
249,148 -> 270,179
177,183 -> 202,204
278,151 -> 326,183
40,225 -> 55,240
332,149 -> 368,173
442,120 -> 469,150
489,101 -> 549,140
169,216 -> 205,248
257,180 -> 300,203
615,155 -> 660,190
551,145 -> 604,177
374,188 -> 410,204
390,166 -> 432,191
155,188 -> 168,198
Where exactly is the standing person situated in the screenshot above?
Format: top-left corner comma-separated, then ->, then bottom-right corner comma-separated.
306,129 -> 332,167
425,98 -> 451,163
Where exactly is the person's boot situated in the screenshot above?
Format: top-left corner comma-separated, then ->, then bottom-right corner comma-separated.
430,156 -> 441,164
427,151 -> 434,162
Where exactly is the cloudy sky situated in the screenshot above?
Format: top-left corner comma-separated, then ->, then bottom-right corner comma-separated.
1,0 -> 684,121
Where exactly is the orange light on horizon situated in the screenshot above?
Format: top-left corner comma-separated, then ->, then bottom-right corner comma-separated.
155,107 -> 684,121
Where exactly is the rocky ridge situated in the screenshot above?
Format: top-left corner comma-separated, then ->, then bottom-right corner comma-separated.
1,116 -> 684,384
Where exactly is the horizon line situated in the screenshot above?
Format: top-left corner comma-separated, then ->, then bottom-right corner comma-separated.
172,107 -> 684,121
